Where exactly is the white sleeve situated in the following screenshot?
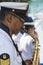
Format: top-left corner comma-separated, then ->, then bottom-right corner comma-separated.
22,39 -> 34,60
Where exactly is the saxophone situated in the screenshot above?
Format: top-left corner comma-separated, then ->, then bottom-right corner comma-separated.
32,38 -> 40,65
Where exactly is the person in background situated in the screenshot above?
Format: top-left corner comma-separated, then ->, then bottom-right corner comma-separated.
19,22 -> 39,65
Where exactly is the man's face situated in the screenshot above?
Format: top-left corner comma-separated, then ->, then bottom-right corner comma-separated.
10,15 -> 24,34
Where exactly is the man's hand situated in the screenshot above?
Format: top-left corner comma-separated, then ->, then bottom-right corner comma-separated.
25,60 -> 32,65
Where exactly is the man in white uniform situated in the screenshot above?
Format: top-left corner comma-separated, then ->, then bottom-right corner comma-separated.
0,2 -> 29,65
19,22 -> 39,65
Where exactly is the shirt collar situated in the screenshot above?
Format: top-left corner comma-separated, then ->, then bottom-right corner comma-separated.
0,23 -> 10,36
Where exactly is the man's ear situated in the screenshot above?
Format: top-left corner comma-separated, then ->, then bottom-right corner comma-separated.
7,14 -> 12,23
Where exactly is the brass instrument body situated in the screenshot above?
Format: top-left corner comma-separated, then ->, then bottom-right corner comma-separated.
32,38 -> 40,65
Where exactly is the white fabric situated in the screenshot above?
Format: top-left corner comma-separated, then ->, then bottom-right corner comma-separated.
12,32 -> 23,65
19,33 -> 34,60
0,2 -> 28,10
0,29 -> 22,65
12,32 -> 23,50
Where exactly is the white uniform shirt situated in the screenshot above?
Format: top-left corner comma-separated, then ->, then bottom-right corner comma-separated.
0,29 -> 22,65
19,33 -> 34,60
12,32 -> 23,65
12,32 -> 22,49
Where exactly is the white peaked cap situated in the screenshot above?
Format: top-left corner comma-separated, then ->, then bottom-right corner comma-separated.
24,21 -> 39,28
0,2 -> 28,10
24,22 -> 34,25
